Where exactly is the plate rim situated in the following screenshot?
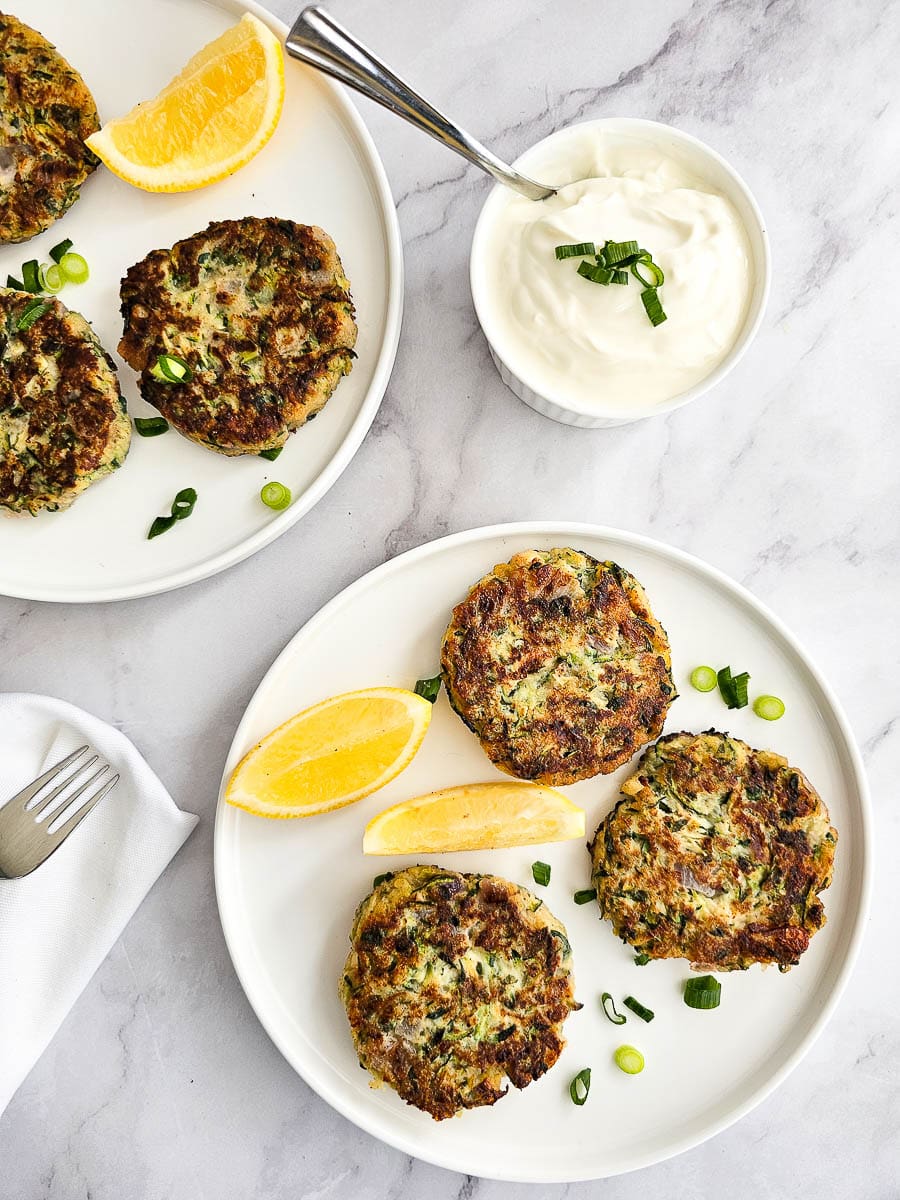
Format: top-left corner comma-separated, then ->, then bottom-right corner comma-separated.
213,520 -> 873,1182
0,0 -> 403,605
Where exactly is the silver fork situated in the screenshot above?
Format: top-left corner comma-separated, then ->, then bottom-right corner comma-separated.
0,745 -> 119,879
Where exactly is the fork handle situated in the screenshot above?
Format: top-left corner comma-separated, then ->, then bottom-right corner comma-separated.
285,6 -> 554,201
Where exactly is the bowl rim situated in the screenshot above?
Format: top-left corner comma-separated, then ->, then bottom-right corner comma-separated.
469,116 -> 772,423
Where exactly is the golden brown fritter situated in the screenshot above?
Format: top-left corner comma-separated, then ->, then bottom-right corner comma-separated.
340,865 -> 580,1120
119,217 -> 357,456
440,548 -> 675,785
589,730 -> 838,972
0,13 -> 99,242
0,289 -> 129,514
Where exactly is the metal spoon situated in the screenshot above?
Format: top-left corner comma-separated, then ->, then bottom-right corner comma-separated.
285,6 -> 556,201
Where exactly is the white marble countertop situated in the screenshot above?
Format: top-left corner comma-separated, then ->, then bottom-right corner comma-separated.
2,0 -> 898,1195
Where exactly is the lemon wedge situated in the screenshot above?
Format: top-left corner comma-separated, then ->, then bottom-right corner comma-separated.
86,13 -> 284,192
225,688 -> 432,819
363,782 -> 585,854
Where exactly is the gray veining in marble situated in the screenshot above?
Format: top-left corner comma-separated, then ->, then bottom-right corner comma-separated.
2,0 -> 899,1196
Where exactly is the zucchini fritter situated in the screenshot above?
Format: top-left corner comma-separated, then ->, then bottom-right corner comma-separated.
0,13 -> 100,243
0,289 -> 129,515
440,548 -> 675,785
589,730 -> 838,971
118,217 -> 357,456
340,865 -> 580,1120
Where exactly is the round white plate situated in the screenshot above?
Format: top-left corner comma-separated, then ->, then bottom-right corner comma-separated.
0,0 -> 401,602
214,523 -> 871,1182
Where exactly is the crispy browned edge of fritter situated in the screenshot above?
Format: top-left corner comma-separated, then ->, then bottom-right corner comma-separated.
588,729 -> 838,971
117,218 -> 357,456
339,866 -> 579,1120
0,290 -> 129,514
439,549 -> 675,786
0,13 -> 100,244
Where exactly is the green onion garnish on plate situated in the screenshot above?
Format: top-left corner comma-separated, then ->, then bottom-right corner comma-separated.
717,666 -> 750,709
683,974 -> 721,1010
39,263 -> 64,294
573,888 -> 596,905
753,694 -> 785,721
16,298 -> 51,331
58,252 -> 89,284
151,353 -> 193,384
49,238 -> 73,264
623,995 -> 654,1022
6,274 -> 23,290
555,242 -> 596,260
259,446 -> 283,461
148,487 -> 197,539
569,1067 -> 591,1105
531,860 -> 551,887
690,665 -> 717,692
134,416 -> 170,437
21,259 -> 41,293
633,952 -> 651,966
414,674 -> 442,703
614,1045 -> 644,1075
260,481 -> 291,511
600,992 -> 626,1025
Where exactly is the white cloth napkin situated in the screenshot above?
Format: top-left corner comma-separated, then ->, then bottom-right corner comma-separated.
0,693 -> 198,1113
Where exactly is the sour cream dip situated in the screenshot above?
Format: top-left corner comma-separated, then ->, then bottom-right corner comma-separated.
470,119 -> 768,426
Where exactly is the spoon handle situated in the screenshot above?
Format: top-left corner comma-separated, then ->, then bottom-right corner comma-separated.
285,6 -> 554,201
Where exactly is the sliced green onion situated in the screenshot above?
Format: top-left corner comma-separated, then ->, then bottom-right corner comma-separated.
633,953 -> 651,966
555,242 -> 596,260
614,1045 -> 644,1075
6,274 -> 23,290
731,671 -> 750,708
148,487 -> 197,539
569,1067 -> 591,1105
640,286 -> 667,327
684,974 -> 721,1010
134,416 -> 170,437
623,996 -> 654,1023
260,481 -> 291,511
550,929 -> 571,958
58,252 -> 89,284
600,992 -> 626,1025
259,446 -> 283,461
573,888 -> 597,905
753,694 -> 785,721
577,260 -> 614,285
604,239 -> 640,264
150,353 -> 193,384
611,269 -> 629,285
531,861 -> 551,887
690,665 -> 717,693
414,674 -> 441,703
16,298 -> 51,331
631,255 -> 665,288
39,263 -> 64,293
49,238 -> 73,264
717,666 -> 750,709
372,872 -> 392,887
21,259 -> 41,293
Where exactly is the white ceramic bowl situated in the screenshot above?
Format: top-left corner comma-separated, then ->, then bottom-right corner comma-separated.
470,118 -> 771,428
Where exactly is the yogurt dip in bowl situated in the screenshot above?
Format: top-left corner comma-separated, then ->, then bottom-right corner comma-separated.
470,118 -> 770,427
